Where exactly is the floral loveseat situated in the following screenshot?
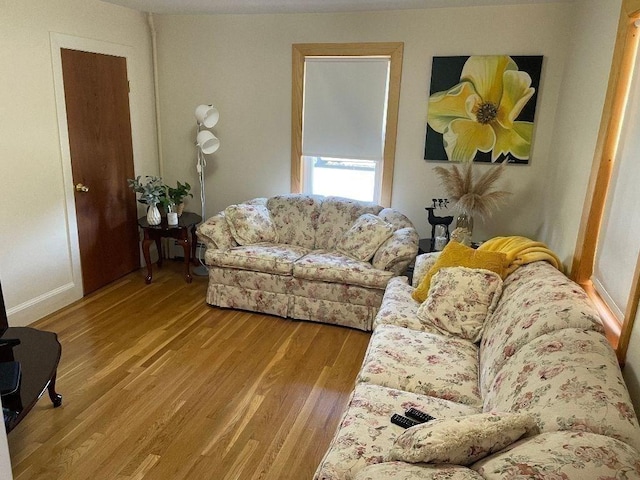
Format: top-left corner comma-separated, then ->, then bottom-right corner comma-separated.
314,250 -> 640,479
196,194 -> 418,331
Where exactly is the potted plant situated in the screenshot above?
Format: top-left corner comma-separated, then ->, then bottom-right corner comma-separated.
127,176 -> 164,225
165,181 -> 192,216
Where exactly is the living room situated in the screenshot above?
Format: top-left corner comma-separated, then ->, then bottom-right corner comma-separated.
1,0 -> 639,478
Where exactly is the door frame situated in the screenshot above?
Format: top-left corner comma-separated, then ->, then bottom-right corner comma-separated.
50,33 -> 143,297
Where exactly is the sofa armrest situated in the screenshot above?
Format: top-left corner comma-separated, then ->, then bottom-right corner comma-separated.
196,212 -> 237,251
412,252 -> 441,288
372,227 -> 419,275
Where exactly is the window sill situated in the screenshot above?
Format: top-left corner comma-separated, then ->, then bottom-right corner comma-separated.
581,281 -> 622,355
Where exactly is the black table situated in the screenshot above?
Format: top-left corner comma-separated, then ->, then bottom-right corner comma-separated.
1,327 -> 62,433
138,212 -> 202,284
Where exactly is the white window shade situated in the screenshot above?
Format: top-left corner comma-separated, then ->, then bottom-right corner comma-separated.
592,46 -> 640,321
302,58 -> 389,161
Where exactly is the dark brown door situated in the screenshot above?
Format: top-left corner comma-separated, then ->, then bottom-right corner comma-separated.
61,49 -> 139,295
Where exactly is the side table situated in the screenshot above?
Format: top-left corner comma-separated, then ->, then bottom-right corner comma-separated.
138,212 -> 202,284
1,327 -> 63,433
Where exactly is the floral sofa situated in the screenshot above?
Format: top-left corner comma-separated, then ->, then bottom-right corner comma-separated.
314,252 -> 640,479
196,194 -> 418,331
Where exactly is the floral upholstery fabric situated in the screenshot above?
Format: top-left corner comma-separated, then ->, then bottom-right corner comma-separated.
207,267 -> 288,294
417,267 -> 503,343
224,203 -> 279,245
337,214 -> 395,262
313,383 -> 479,480
472,431 -> 640,479
372,228 -> 420,275
377,209 -> 415,231
483,328 -> 640,452
208,282 -> 290,317
266,194 -> 321,249
357,325 -> 481,406
315,197 -> 384,250
354,462 -> 484,480
373,277 -> 440,333
412,253 -> 440,288
479,261 -> 605,397
290,296 -> 377,331
387,412 -> 539,466
287,277 -> 384,307
294,251 -> 395,289
205,243 -> 310,275
196,212 -> 237,250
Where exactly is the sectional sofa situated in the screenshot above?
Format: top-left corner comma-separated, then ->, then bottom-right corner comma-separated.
196,194 -> 419,331
314,251 -> 640,479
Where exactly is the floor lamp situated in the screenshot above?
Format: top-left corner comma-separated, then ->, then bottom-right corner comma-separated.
192,104 -> 220,276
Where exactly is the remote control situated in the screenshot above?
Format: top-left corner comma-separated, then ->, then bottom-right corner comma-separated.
390,413 -> 420,429
405,408 -> 436,423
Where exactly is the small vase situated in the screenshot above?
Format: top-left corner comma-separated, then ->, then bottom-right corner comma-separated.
147,204 -> 161,226
453,211 -> 474,246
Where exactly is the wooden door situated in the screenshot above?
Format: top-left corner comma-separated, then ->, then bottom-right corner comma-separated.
61,49 -> 139,295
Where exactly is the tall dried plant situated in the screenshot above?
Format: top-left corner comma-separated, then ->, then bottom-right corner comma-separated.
433,163 -> 511,219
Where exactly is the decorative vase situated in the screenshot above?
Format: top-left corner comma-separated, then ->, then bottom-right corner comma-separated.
146,204 -> 161,226
453,211 -> 474,246
176,202 -> 185,216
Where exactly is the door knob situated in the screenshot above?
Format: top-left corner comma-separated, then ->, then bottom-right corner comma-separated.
75,183 -> 89,192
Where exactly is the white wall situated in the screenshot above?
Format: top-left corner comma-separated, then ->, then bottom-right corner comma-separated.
541,0 -> 621,266
154,3 -> 573,241
0,0 -> 158,325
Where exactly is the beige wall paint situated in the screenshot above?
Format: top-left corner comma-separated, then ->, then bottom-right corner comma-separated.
0,0 -> 158,325
154,3 -> 572,241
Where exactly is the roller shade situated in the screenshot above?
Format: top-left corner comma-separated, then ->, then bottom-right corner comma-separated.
302,57 -> 389,161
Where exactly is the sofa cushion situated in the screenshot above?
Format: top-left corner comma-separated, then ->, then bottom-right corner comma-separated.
336,213 -> 395,262
417,267 -> 503,343
479,261 -> 605,397
313,383 -> 480,480
197,212 -> 238,251
412,242 -> 508,303
294,251 -> 394,289
224,203 -> 279,245
377,208 -> 415,230
373,277 -> 441,332
315,196 -> 383,250
386,412 -> 539,466
483,328 -> 640,452
472,431 -> 640,479
358,324 -> 481,406
355,462 -> 484,480
372,228 -> 420,275
266,194 -> 321,249
206,243 -> 310,275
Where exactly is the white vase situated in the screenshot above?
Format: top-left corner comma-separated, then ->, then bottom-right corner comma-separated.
147,204 -> 161,226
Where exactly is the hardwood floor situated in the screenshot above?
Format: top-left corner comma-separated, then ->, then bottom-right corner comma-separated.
7,262 -> 371,479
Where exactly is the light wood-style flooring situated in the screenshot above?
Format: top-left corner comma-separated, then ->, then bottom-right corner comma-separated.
8,262 -> 371,479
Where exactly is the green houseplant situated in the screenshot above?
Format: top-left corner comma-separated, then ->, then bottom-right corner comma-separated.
127,176 -> 165,225
165,181 -> 192,216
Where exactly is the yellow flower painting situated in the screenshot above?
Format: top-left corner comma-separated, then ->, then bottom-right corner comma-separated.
425,55 -> 543,164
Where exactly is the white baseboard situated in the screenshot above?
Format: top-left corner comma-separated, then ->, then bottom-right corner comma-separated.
7,282 -> 81,327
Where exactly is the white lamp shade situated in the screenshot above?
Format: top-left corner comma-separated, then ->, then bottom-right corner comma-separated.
195,104 -> 219,128
197,130 -> 220,154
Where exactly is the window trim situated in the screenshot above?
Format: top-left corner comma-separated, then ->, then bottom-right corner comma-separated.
572,0 -> 640,364
291,42 -> 403,207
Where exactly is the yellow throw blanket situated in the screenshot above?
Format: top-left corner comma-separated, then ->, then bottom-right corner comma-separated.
477,236 -> 563,276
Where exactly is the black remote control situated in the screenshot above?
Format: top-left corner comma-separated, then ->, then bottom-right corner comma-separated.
390,413 -> 420,429
405,408 -> 436,423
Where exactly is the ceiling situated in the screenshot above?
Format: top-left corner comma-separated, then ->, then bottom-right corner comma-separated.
100,0 -> 572,15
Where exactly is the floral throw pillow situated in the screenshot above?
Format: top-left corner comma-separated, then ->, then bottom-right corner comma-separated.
224,203 -> 279,245
417,267 -> 503,343
386,412 -> 539,466
336,213 -> 395,262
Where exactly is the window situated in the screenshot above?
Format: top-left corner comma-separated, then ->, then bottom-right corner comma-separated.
291,43 -> 403,206
572,0 -> 640,363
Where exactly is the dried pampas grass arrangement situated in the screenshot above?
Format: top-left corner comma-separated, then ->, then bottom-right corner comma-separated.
433,163 -> 511,219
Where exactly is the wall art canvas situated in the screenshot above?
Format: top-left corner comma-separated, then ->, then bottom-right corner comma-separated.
425,55 -> 543,164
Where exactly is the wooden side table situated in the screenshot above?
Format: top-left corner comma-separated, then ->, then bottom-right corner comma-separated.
138,212 -> 202,284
